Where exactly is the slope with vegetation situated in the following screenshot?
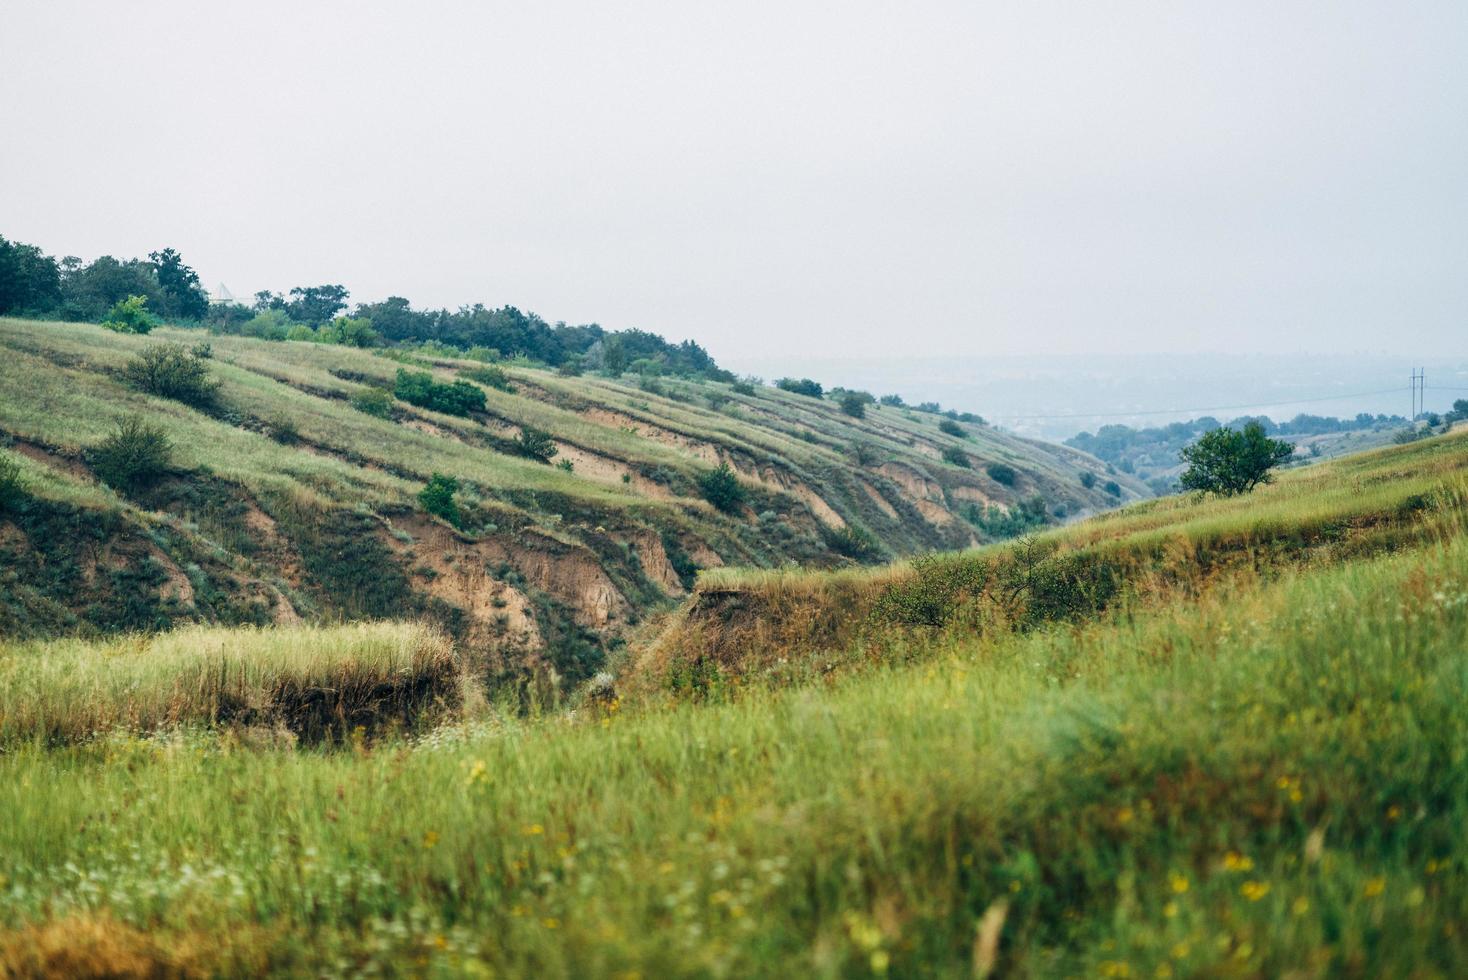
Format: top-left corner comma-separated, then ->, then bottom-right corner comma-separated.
0,316 -> 1132,689
1,428 -> 1465,976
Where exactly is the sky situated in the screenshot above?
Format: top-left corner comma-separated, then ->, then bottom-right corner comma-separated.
2,1 -> 1466,370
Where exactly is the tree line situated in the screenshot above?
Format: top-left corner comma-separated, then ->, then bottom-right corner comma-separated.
0,234 -> 728,379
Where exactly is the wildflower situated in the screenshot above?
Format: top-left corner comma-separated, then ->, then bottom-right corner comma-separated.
870,950 -> 890,974
1426,859 -> 1442,875
1116,806 -> 1135,825
1222,852 -> 1254,872
1163,902 -> 1179,918
1292,896 -> 1310,916
1363,877 -> 1386,899
522,824 -> 545,836
1240,880 -> 1270,902
542,917 -> 560,929
422,830 -> 440,849
1385,805 -> 1401,822
464,759 -> 489,787
1155,965 -> 1174,979
1169,874 -> 1189,894
1171,943 -> 1190,961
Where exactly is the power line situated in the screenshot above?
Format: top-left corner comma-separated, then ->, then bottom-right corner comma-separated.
990,386 -> 1409,422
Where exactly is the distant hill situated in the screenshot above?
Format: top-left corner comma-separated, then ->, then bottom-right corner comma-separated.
0,317 -> 1139,687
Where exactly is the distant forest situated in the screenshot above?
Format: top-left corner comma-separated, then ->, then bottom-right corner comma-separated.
0,234 -> 727,379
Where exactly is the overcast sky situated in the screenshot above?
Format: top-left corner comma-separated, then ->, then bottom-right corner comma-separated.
3,1 -> 1465,363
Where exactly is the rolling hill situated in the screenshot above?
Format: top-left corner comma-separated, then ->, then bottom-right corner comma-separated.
2,422 -> 1464,975
0,317 -> 1140,686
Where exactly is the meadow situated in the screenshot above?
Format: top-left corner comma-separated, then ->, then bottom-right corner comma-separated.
1,429 -> 1466,976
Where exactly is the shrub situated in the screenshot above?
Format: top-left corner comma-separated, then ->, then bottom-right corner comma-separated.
393,369 -> 486,416
849,441 -> 880,466
418,473 -> 461,527
557,355 -> 585,377
101,294 -> 157,334
460,365 -> 514,392
189,341 -> 212,359
731,379 -> 757,396
122,343 -> 220,407
775,377 -> 823,398
965,496 -> 1050,540
879,393 -> 905,407
938,418 -> 966,438
986,462 -> 1017,486
0,451 -> 27,512
1179,422 -> 1294,496
351,386 -> 394,419
1103,480 -> 1122,497
514,426 -> 558,463
266,414 -> 300,444
698,462 -> 746,514
822,523 -> 882,562
556,458 -> 575,473
942,446 -> 971,468
839,392 -> 867,418
1080,471 -> 1097,489
90,417 -> 172,492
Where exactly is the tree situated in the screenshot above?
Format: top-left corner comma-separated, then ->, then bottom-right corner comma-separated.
148,248 -> 209,320
601,335 -> 629,376
101,295 -> 158,334
285,285 -> 349,326
1080,471 -> 1097,489
985,462 -> 1017,486
1179,422 -> 1294,496
775,377 -> 823,398
58,255 -> 165,321
942,446 -> 971,468
839,391 -> 867,418
0,236 -> 61,314
698,461 -> 746,514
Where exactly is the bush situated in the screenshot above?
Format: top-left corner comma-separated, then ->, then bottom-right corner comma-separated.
1179,422 -> 1294,496
556,458 -> 575,473
351,387 -> 394,419
849,441 -> 880,466
266,414 -> 300,444
418,473 -> 461,527
1103,480 -> 1122,497
393,369 -> 486,416
514,426 -> 558,463
101,294 -> 158,334
698,462 -> 746,514
964,496 -> 1049,540
839,391 -> 867,418
1080,471 -> 1097,489
879,394 -> 905,407
938,418 -> 966,438
731,379 -> 757,396
822,523 -> 882,562
122,343 -> 220,407
985,462 -> 1017,486
775,377 -> 823,398
942,446 -> 970,468
91,417 -> 172,492
557,355 -> 585,377
460,365 -> 514,392
0,451 -> 27,512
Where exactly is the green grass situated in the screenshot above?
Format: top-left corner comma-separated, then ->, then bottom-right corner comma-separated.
1,430 -> 1466,975
0,622 -> 458,746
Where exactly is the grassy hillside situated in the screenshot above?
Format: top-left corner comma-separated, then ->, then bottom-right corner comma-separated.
2,428 -> 1465,976
0,316 -> 1136,685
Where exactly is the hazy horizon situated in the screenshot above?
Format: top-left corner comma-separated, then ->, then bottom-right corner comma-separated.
4,1 -> 1466,365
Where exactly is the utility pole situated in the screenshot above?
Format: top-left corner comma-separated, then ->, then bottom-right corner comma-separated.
1410,368 -> 1425,420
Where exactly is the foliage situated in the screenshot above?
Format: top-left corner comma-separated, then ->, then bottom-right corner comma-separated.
1103,480 -> 1122,497
121,343 -> 219,407
821,523 -> 883,562
1179,422 -> 1295,496
147,248 -> 209,320
879,393 -> 905,407
964,495 -> 1050,540
317,316 -> 380,348
849,441 -> 880,466
418,473 -> 461,527
265,414 -> 300,445
514,426 -> 558,464
100,294 -> 158,334
350,386 -> 394,419
459,364 -> 514,392
0,235 -> 62,314
556,354 -> 585,377
0,451 -> 27,512
698,461 -> 746,514
938,418 -> 966,438
941,445 -> 970,468
393,369 -> 486,416
985,462 -> 1017,486
1080,470 -> 1097,489
556,458 -> 575,473
838,391 -> 867,418
775,377 -> 823,398
89,417 -> 172,492
731,379 -> 757,396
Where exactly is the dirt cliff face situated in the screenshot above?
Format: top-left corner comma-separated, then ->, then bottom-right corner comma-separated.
0,318 -> 1145,686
